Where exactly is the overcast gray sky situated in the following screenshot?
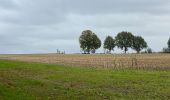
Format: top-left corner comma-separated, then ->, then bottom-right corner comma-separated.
0,0 -> 170,54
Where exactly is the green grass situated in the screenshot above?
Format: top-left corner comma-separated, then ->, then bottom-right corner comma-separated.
0,60 -> 170,100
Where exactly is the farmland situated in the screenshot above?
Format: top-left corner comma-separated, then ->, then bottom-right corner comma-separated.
0,54 -> 170,99
0,60 -> 170,99
0,53 -> 170,69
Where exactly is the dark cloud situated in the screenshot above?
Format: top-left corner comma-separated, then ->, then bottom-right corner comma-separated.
0,0 -> 170,54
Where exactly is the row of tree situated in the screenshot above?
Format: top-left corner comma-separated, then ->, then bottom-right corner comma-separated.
79,30 -> 170,54
79,30 -> 147,54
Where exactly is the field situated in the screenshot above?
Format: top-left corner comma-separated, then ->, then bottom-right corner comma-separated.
0,60 -> 170,99
0,53 -> 170,69
0,54 -> 170,99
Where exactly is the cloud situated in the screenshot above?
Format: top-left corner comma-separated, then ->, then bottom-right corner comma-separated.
0,0 -> 170,53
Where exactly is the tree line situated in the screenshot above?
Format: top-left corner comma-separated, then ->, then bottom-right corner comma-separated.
79,30 -> 170,54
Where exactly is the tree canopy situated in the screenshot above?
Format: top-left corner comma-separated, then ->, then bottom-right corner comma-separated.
168,38 -> 170,50
104,36 -> 115,53
132,36 -> 147,53
115,31 -> 134,53
79,30 -> 101,54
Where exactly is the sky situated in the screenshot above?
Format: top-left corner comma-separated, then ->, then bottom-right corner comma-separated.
0,0 -> 170,54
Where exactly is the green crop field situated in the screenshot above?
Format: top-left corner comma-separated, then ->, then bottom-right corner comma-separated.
0,59 -> 170,100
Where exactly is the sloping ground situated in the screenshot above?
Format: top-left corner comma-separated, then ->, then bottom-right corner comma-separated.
0,60 -> 170,99
0,53 -> 170,69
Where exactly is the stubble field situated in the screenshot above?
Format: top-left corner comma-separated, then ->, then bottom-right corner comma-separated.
0,53 -> 170,69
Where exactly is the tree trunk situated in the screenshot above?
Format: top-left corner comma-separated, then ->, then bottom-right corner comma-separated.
109,50 -> 111,54
87,49 -> 90,54
124,47 -> 127,54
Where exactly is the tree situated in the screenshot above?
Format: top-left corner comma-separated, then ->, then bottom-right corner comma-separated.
162,38 -> 170,53
168,38 -> 170,50
132,36 -> 147,53
103,36 -> 115,53
146,48 -> 152,53
79,30 -> 101,54
91,33 -> 101,53
162,47 -> 170,53
115,31 -> 134,53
